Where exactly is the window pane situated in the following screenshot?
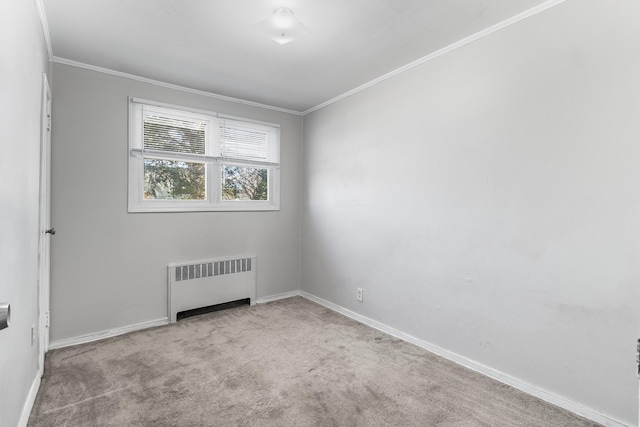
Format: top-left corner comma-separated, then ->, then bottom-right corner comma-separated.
144,159 -> 205,200
222,165 -> 268,201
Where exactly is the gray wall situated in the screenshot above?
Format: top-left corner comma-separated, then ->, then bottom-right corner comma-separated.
302,0 -> 639,424
0,1 -> 50,426
50,63 -> 302,342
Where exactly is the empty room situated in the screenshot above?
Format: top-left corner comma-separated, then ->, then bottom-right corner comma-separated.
1,0 -> 638,426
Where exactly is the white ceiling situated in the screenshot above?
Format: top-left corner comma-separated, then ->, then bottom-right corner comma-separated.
43,0 -> 551,113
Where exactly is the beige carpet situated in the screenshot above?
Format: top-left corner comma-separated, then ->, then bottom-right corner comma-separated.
29,297 -> 600,426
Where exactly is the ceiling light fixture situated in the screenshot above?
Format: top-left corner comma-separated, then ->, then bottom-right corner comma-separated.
257,7 -> 308,45
272,7 -> 295,30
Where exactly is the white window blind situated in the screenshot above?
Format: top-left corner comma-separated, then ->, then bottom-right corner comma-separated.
129,103 -> 213,156
219,118 -> 280,165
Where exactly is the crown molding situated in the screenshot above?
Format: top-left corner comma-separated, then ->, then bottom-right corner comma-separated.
303,0 -> 567,115
52,57 -> 304,116
43,1 -> 567,118
34,0 -> 53,61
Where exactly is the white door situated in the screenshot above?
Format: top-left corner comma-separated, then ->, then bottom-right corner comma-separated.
37,73 -> 52,376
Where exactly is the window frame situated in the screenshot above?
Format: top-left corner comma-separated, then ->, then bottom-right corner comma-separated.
128,98 -> 280,213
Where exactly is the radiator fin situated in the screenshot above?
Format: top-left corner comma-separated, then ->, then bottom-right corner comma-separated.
175,257 -> 252,282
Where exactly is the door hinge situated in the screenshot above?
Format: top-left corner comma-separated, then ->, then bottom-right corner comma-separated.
637,339 -> 640,377
45,311 -> 50,328
47,114 -> 51,132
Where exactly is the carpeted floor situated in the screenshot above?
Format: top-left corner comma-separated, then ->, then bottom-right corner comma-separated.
29,297 -> 600,426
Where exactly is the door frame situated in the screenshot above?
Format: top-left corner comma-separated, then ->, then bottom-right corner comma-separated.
37,73 -> 52,376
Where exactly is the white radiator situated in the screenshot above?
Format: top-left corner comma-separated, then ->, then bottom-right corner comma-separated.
167,255 -> 256,323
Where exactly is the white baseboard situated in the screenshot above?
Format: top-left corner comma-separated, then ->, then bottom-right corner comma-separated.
48,318 -> 168,350
18,372 -> 41,427
256,290 -> 301,304
299,291 -> 629,427
47,290 -> 303,350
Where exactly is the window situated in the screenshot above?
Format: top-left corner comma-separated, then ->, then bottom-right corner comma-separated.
128,98 -> 280,212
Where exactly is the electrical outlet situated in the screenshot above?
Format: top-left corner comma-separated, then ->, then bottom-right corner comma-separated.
31,324 -> 36,346
357,288 -> 363,302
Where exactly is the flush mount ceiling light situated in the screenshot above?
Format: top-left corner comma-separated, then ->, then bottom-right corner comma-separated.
257,7 -> 308,45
